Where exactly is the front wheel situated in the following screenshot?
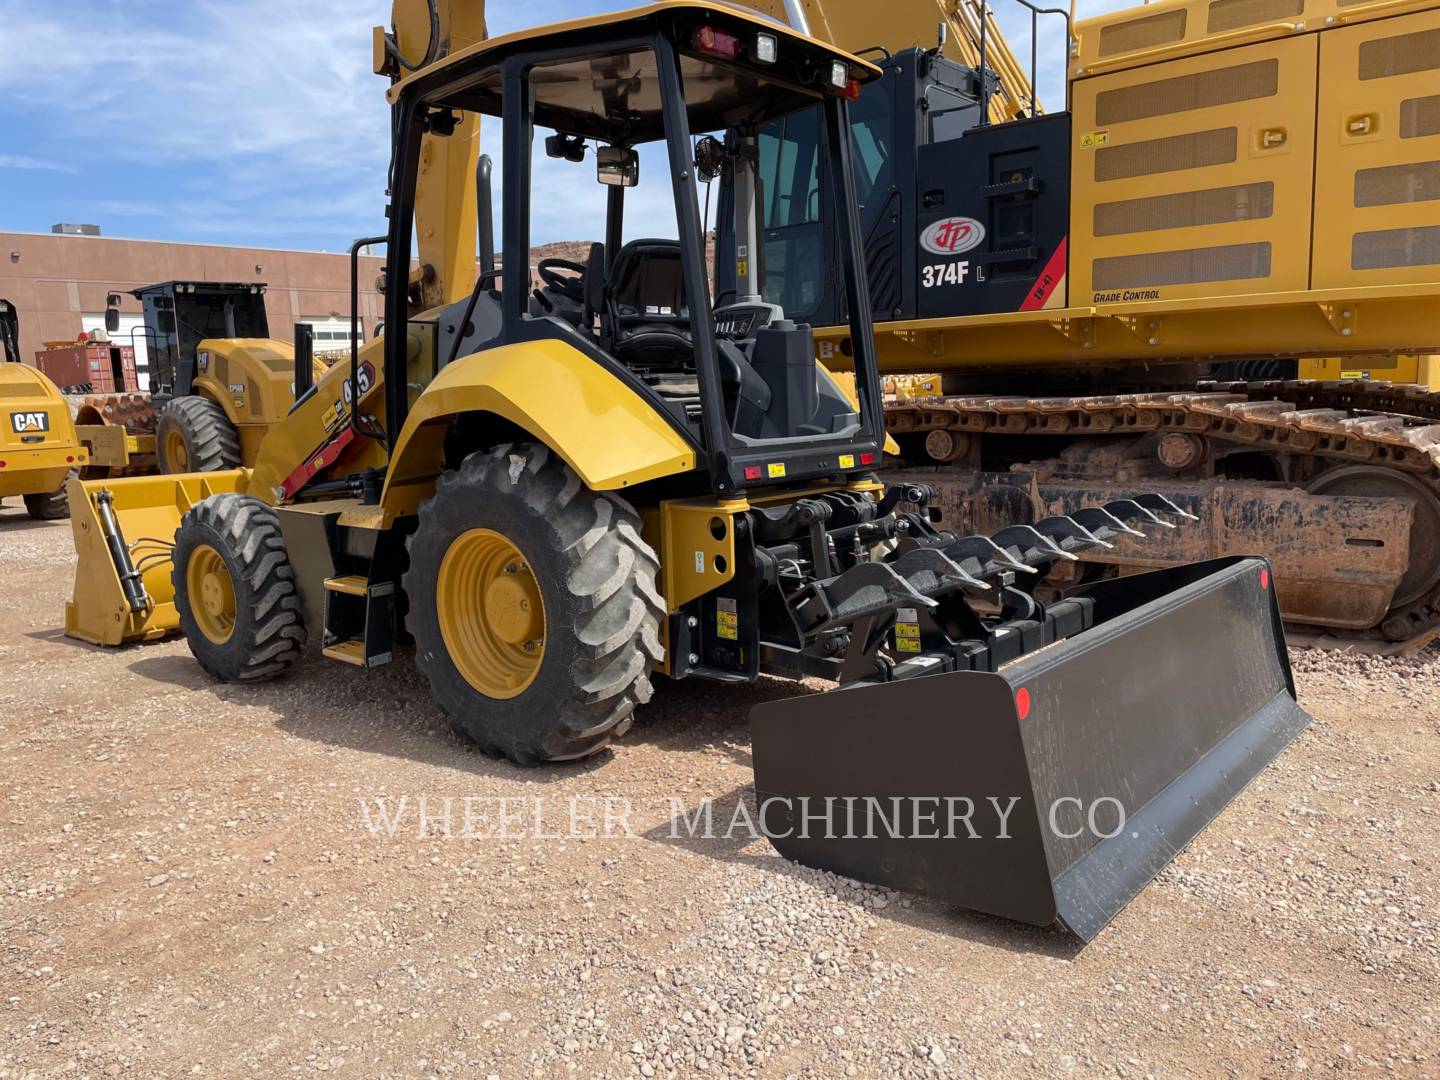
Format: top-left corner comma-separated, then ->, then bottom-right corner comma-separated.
172,494 -> 307,681
156,397 -> 241,473
404,443 -> 665,765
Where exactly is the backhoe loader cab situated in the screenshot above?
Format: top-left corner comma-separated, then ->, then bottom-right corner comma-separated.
68,2 -> 1311,940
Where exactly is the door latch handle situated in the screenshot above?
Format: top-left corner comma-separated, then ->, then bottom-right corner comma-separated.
1259,127 -> 1287,149
1346,112 -> 1378,136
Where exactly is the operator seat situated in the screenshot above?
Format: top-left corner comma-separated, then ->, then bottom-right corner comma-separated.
599,239 -> 771,419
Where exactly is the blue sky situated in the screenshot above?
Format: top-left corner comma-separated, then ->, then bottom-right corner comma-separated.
0,0 -> 1114,252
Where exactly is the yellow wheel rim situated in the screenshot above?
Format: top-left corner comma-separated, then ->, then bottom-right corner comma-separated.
187,543 -> 237,645
164,427 -> 189,471
437,528 -> 546,699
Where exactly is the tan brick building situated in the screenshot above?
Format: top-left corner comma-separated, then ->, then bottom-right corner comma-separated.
0,231 -> 389,378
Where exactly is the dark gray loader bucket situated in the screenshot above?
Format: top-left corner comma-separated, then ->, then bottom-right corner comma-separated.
750,556 -> 1310,941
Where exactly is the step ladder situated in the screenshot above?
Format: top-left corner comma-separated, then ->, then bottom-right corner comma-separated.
321,575 -> 395,668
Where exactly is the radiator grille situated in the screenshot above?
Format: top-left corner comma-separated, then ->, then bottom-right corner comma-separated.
1354,161 -> 1440,207
1353,226 -> 1440,269
1359,28 -> 1440,81
1098,9 -> 1188,57
1094,182 -> 1275,236
1401,95 -> 1440,139
1095,60 -> 1278,125
1207,0 -> 1303,33
1093,242 -> 1271,289
1095,128 -> 1237,182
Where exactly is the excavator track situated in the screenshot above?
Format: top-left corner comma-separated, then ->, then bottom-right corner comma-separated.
884,378 -> 1440,653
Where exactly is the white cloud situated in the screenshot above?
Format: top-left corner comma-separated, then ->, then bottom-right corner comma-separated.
0,153 -> 78,174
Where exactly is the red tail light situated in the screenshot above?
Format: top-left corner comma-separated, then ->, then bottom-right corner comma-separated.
841,77 -> 862,100
694,25 -> 739,60
859,451 -> 876,465
743,465 -> 762,481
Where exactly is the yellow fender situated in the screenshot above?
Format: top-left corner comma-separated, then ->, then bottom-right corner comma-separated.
381,338 -> 697,517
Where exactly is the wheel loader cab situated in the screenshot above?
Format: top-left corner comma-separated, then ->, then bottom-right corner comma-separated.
379,4 -> 888,495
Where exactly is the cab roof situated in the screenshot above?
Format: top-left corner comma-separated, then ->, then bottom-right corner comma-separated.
388,1 -> 882,144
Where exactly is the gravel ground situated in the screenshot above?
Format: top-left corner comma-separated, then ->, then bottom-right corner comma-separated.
1,503 -> 1437,1078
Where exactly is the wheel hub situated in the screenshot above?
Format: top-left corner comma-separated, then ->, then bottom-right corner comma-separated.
187,544 -> 236,644
437,529 -> 546,699
165,427 -> 190,471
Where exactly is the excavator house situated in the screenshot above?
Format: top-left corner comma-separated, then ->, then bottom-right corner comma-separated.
67,1 -> 1308,940
721,0 -> 1440,653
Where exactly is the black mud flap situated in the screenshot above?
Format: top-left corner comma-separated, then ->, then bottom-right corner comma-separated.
749,557 -> 1310,942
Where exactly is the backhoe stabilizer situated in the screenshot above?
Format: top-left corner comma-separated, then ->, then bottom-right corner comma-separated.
751,555 -> 1310,942
65,470 -> 248,646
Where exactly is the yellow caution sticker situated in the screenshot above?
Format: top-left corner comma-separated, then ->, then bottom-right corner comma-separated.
767,462 -> 786,478
1340,370 -> 1367,380
1080,130 -> 1109,148
893,606 -> 921,653
737,259 -> 748,277
717,596 -> 738,641
839,453 -> 855,469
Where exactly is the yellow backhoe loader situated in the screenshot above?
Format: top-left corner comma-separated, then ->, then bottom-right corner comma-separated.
1,299 -> 90,521
64,0 -> 1310,941
727,0 -> 1440,653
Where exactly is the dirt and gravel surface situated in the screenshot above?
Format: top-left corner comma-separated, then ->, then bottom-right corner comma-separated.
2,503 -> 1437,1078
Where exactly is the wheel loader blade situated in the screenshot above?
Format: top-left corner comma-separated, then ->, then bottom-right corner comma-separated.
749,556 -> 1310,942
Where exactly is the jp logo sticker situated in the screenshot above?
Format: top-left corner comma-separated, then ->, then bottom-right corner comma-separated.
920,216 -> 985,256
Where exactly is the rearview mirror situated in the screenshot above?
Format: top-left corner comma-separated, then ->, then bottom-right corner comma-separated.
104,292 -> 121,334
597,146 -> 639,188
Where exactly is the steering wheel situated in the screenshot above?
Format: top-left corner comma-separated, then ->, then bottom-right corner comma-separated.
537,257 -> 586,303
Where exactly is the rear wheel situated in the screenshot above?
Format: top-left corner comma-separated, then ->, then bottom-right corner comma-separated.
404,443 -> 665,765
23,472 -> 74,520
156,397 -> 241,473
172,493 -> 307,681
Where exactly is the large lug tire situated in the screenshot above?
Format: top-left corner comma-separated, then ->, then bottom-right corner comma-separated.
23,471 -> 75,520
404,443 -> 666,765
156,396 -> 242,473
172,493 -> 307,682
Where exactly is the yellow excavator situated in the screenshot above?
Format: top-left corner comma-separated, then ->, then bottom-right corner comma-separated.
727,0 -> 1440,653
1,298 -> 91,521
64,0 -> 1310,941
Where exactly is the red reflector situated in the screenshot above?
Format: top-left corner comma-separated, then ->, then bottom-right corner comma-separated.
694,25 -> 739,59
743,465 -> 762,481
859,451 -> 875,465
0,460 -> 6,468
1260,567 -> 1270,590
66,456 -> 74,463
1015,687 -> 1031,720
841,76 -> 862,100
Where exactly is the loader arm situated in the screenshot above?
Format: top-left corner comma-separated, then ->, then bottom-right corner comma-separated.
377,0 -> 488,311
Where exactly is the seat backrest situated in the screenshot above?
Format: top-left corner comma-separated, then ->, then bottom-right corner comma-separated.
605,239 -> 684,323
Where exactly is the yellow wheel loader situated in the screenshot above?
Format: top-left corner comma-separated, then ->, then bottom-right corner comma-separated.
71,281 -> 329,479
65,1 -> 1310,940
1,299 -> 90,521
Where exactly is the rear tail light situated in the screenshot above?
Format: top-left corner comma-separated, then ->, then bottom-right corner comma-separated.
694,25 -> 740,60
859,451 -> 876,465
